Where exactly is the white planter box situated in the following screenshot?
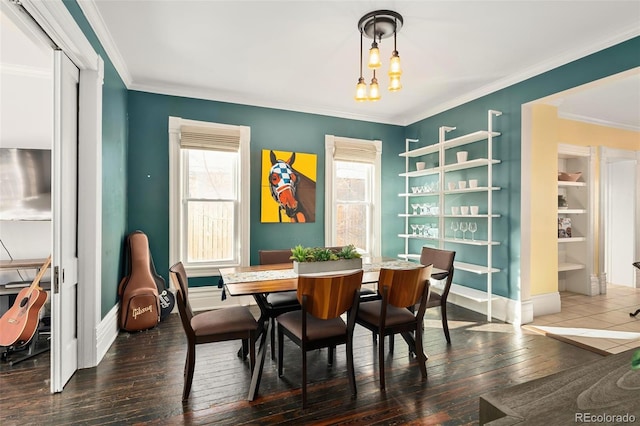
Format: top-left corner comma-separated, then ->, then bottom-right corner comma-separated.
293,258 -> 363,275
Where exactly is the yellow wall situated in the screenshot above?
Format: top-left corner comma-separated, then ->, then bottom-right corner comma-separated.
529,108 -> 640,296
529,104 -> 560,295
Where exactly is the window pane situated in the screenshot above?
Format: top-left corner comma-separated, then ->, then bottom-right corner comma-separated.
187,150 -> 236,199
336,203 -> 367,251
335,161 -> 369,202
187,201 -> 234,262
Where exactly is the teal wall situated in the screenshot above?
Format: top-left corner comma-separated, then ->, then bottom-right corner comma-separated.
405,37 -> 640,300
127,93 -> 405,287
65,0 -> 638,316
64,1 -> 129,317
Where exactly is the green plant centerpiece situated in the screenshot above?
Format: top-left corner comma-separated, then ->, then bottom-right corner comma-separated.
290,244 -> 362,274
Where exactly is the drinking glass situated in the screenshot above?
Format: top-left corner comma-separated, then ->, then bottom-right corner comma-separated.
451,221 -> 459,239
416,224 -> 425,236
460,222 -> 468,240
423,223 -> 431,237
469,222 -> 477,240
410,224 -> 418,235
411,203 -> 419,215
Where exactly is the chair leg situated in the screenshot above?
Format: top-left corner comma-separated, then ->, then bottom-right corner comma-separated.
415,326 -> 427,379
270,318 -> 277,360
328,345 -> 334,366
441,304 -> 451,344
249,333 -> 256,374
183,343 -> 196,401
277,325 -> 284,377
389,333 -> 395,354
372,331 -> 377,343
378,331 -> 386,390
302,347 -> 308,408
346,336 -> 356,397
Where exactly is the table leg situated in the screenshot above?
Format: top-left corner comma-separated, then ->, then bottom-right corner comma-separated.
238,294 -> 269,359
248,316 -> 271,401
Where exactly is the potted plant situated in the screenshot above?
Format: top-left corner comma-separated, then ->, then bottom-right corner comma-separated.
290,244 -> 362,274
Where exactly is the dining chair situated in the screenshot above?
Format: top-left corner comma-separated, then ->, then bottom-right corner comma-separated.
169,262 -> 258,401
276,269 -> 363,408
420,247 -> 456,343
257,249 -> 300,360
355,264 -> 433,390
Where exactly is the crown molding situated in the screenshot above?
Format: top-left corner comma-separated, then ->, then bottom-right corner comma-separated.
129,80 -> 402,125
76,0 -> 132,86
402,24 -> 640,126
558,111 -> 640,132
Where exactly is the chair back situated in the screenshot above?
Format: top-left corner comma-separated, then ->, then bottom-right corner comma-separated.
378,265 -> 433,309
169,262 -> 194,334
420,247 -> 455,298
259,249 -> 293,265
297,270 -> 364,320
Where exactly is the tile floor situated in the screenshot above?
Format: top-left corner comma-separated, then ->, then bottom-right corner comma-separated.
524,284 -> 640,355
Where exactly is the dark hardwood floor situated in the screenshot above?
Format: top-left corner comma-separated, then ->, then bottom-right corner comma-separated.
0,305 -> 602,425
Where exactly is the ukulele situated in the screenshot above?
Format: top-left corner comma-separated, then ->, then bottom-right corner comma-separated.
0,255 -> 51,347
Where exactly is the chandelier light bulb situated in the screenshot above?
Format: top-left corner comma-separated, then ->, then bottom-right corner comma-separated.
389,75 -> 402,92
369,74 -> 381,101
368,42 -> 381,69
389,51 -> 402,77
355,77 -> 368,101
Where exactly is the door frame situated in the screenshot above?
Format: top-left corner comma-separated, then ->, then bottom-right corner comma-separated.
5,0 -> 104,369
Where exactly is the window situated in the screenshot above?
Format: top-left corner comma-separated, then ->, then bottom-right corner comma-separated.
325,136 -> 382,256
169,117 -> 250,276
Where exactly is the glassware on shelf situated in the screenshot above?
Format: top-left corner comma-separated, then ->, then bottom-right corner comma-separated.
460,222 -> 468,240
468,222 -> 477,240
423,223 -> 431,237
451,221 -> 459,239
411,203 -> 419,215
416,224 -> 425,236
420,203 -> 429,215
410,224 -> 418,236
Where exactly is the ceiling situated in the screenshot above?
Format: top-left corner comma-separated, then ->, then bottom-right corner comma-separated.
1,1 -> 639,134
77,0 -> 640,127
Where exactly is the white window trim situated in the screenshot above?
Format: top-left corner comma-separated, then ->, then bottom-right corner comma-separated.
325,135 -> 382,256
169,116 -> 250,277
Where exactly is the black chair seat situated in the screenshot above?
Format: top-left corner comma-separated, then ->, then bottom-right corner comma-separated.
266,290 -> 299,307
357,300 -> 415,327
278,311 -> 346,341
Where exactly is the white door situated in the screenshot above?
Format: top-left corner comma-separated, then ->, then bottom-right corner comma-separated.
51,50 -> 79,392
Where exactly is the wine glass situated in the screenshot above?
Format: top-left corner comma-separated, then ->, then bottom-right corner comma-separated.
411,203 -> 419,215
469,222 -> 478,240
410,224 -> 418,236
460,222 -> 468,240
450,221 -> 459,239
423,223 -> 431,237
416,224 -> 425,236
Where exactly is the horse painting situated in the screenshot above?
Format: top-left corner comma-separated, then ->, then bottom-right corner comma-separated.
266,150 -> 316,223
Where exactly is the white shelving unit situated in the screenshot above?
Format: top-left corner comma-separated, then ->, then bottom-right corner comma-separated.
398,110 -> 502,321
557,144 -> 597,295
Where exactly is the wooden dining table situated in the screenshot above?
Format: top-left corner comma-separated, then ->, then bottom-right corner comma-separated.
220,257 -> 444,401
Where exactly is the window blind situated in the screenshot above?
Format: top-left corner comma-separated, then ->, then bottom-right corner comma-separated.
180,125 -> 241,152
333,138 -> 378,163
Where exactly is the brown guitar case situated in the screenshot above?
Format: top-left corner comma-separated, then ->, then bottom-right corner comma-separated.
118,231 -> 161,332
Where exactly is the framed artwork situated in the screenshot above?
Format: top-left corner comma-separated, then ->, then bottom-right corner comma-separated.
261,149 -> 316,223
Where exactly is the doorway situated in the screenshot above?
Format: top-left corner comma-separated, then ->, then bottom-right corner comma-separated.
602,148 -> 638,289
1,0 -> 103,391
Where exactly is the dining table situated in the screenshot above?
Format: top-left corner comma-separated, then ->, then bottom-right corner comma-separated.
220,257 -> 445,401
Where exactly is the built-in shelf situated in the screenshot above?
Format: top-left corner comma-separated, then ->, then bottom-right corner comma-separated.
454,261 -> 500,274
442,158 -> 500,173
399,192 -> 440,198
441,238 -> 500,246
558,262 -> 585,272
558,237 -> 587,243
444,186 -> 500,194
558,181 -> 587,187
558,208 -> 587,214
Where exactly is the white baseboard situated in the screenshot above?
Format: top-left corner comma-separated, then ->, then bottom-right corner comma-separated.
96,304 -> 119,365
432,283 -> 520,325
520,299 -> 534,325
530,292 -> 561,317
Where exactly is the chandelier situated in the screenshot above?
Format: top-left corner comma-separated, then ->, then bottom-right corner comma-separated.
355,10 -> 404,102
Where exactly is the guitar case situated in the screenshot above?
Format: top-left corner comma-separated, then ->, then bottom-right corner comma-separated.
118,231 -> 174,332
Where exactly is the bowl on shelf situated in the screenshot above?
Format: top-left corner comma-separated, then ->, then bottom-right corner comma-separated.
558,171 -> 582,182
